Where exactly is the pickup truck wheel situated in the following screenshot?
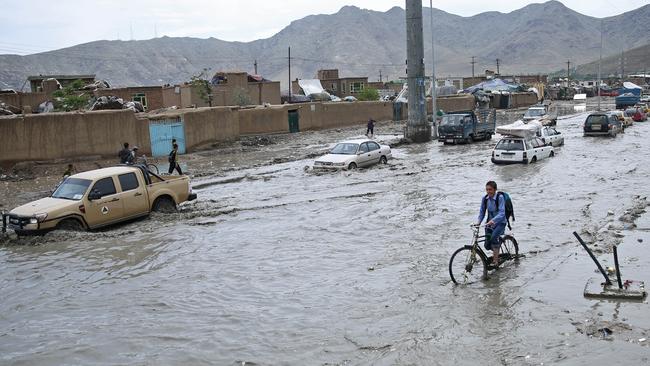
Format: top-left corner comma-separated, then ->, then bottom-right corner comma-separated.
380,156 -> 388,164
57,218 -> 84,231
531,156 -> 537,163
550,151 -> 555,157
153,197 -> 177,213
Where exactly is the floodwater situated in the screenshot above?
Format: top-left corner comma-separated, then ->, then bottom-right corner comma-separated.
1,100 -> 649,365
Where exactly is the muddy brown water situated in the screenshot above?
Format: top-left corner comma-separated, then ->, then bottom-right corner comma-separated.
1,99 -> 649,365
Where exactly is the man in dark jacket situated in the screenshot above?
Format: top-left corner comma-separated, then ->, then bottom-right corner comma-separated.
118,142 -> 131,163
366,119 -> 375,137
168,143 -> 182,175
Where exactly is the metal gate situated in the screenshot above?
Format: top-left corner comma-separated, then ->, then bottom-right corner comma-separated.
288,110 -> 300,133
149,118 -> 186,157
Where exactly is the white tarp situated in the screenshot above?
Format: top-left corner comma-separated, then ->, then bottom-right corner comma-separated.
497,119 -> 542,138
623,82 -> 642,90
298,79 -> 325,95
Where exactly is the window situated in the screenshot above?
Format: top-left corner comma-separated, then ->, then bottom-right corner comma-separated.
132,93 -> 148,109
331,83 -> 337,91
367,142 -> 380,151
350,82 -> 364,93
495,139 -> 524,151
92,177 -> 117,198
358,143 -> 369,153
51,178 -> 92,200
118,173 -> 139,192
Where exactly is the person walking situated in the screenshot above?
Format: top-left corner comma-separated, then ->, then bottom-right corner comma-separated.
366,118 -> 375,137
168,143 -> 182,175
118,142 -> 131,164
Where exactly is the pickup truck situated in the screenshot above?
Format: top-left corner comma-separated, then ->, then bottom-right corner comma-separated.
2,165 -> 196,234
438,109 -> 496,144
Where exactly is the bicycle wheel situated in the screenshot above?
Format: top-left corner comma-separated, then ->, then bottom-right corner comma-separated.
147,163 -> 159,175
449,246 -> 488,285
499,235 -> 519,262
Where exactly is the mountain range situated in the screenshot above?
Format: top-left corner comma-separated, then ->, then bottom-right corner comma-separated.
573,43 -> 650,77
1,0 -> 649,91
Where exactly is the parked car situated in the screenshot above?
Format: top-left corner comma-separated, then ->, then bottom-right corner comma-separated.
583,112 -> 622,137
538,126 -> 564,147
438,109 -> 496,144
612,110 -> 633,129
2,165 -> 196,234
491,136 -> 554,164
313,139 -> 391,170
523,104 -> 557,125
632,107 -> 647,122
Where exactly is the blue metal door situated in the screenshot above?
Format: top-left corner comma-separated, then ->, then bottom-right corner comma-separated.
149,118 -> 186,157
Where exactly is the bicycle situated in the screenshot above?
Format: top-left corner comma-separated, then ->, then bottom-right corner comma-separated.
449,224 -> 519,285
135,156 -> 159,175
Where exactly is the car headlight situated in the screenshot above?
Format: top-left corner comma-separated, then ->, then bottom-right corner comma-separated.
33,213 -> 48,223
314,161 -> 324,165
333,162 -> 346,166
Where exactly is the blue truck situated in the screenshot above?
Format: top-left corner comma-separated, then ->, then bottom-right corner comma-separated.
438,109 -> 496,144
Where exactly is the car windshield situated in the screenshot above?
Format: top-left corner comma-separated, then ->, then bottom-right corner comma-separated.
51,177 -> 92,200
524,108 -> 545,118
441,114 -> 469,126
330,143 -> 359,155
586,115 -> 607,124
495,139 -> 524,151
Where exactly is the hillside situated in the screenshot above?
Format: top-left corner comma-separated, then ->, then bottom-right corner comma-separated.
1,0 -> 649,91
574,43 -> 650,77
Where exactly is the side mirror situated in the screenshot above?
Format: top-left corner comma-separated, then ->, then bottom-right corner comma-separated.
88,190 -> 101,201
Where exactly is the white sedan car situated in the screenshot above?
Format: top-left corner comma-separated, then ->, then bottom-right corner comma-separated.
314,139 -> 392,170
539,126 -> 564,147
491,136 -> 554,164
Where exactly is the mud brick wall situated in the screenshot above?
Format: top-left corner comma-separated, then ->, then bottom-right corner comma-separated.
300,101 -> 394,130
181,107 -> 239,148
0,109 -> 149,162
239,106 -> 288,135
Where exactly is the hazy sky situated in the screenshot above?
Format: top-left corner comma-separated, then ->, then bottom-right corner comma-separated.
0,0 -> 647,55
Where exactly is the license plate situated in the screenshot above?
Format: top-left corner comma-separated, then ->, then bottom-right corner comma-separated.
446,139 -> 454,143
591,124 -> 601,130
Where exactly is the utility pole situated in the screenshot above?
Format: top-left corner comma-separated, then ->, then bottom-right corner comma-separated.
566,60 -> 571,87
405,0 -> 430,142
621,50 -> 625,79
471,56 -> 476,77
496,58 -> 500,76
254,59 -> 258,75
379,70 -> 383,83
429,0 -> 437,139
597,20 -> 603,111
288,47 -> 292,101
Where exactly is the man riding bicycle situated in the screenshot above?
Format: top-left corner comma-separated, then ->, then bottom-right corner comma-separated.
476,181 -> 506,268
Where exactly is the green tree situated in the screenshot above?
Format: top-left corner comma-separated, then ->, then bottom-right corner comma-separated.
189,68 -> 213,106
52,79 -> 90,111
232,87 -> 252,106
357,88 -> 380,101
